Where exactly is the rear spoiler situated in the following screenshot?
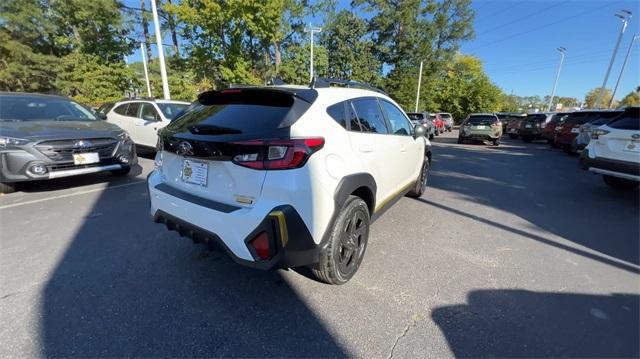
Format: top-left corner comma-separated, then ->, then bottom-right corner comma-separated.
198,87 -> 318,104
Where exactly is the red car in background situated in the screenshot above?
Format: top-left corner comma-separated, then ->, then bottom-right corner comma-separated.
555,111 -> 602,154
543,112 -> 570,146
430,113 -> 445,135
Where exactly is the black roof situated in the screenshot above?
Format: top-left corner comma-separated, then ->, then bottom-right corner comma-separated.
0,92 -> 68,99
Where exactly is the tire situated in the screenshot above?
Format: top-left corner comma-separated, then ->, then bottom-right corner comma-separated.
603,175 -> 639,190
457,136 -> 464,144
110,166 -> 131,176
407,156 -> 430,198
522,136 -> 533,143
0,182 -> 17,194
492,138 -> 500,146
508,134 -> 518,139
563,144 -> 575,155
435,131 -> 439,136
312,196 -> 370,285
429,133 -> 434,140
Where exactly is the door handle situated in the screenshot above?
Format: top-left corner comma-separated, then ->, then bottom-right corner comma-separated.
359,145 -> 373,153
400,145 -> 407,152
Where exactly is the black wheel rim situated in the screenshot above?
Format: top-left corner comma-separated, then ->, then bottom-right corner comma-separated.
337,210 -> 367,277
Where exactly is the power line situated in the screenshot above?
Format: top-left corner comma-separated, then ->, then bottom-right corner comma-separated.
476,1 -> 568,37
467,2 -> 618,52
476,2 -> 525,24
483,49 -> 612,71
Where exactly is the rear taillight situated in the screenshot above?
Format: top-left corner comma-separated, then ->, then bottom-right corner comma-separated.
591,129 -> 610,140
231,137 -> 324,170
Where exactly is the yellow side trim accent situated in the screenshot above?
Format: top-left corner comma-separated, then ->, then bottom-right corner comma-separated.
374,182 -> 415,213
269,210 -> 289,247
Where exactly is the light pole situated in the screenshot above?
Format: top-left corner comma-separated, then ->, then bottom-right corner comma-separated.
140,43 -> 152,97
415,61 -> 423,112
609,34 -> 639,108
305,24 -> 322,82
151,0 -> 170,100
595,10 -> 632,108
546,47 -> 566,112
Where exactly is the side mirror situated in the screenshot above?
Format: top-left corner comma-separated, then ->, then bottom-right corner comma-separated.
96,113 -> 107,120
414,124 -> 427,138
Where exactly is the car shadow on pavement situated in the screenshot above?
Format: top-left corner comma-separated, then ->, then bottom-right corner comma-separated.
38,185 -> 347,357
425,137 -> 640,269
432,289 -> 639,358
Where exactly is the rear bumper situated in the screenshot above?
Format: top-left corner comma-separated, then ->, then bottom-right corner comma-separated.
460,132 -> 499,140
148,171 -> 319,270
580,150 -> 640,181
555,132 -> 577,146
518,128 -> 543,137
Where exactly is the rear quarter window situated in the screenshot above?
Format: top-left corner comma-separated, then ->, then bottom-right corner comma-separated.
327,102 -> 346,129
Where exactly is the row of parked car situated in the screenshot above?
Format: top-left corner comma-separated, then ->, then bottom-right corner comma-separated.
500,108 -> 640,190
406,112 -> 453,139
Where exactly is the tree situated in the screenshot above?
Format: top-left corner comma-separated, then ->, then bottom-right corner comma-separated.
279,43 -> 328,85
584,88 -> 612,109
319,10 -> 381,84
619,90 -> 640,107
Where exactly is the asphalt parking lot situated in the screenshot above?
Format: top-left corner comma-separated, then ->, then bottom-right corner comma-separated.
1,131 -> 638,357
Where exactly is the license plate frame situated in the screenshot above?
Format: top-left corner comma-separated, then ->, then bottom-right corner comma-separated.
181,159 -> 208,186
73,152 -> 99,165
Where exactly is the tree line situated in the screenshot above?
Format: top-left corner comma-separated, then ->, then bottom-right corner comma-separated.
1,0 -> 636,120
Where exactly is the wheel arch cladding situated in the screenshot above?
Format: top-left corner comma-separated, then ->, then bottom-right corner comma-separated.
335,173 -> 376,216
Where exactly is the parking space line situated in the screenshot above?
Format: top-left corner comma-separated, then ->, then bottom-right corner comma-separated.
0,181 -> 146,210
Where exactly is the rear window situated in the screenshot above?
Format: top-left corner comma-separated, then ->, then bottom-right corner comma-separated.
158,103 -> 189,120
526,114 -> 547,122
440,113 -> 452,119
407,113 -> 424,121
607,108 -> 639,130
467,116 -> 497,125
565,112 -> 599,125
166,90 -> 294,135
591,111 -> 624,125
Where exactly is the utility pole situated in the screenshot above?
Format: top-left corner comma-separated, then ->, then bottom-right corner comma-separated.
546,47 -> 566,112
415,61 -> 423,112
305,24 -> 322,82
140,43 -> 152,97
150,0 -> 170,100
595,10 -> 632,108
609,34 -> 639,108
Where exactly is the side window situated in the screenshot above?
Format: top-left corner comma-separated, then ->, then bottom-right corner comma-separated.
113,104 -> 129,116
125,102 -> 141,118
347,102 -> 362,131
608,109 -> 639,130
326,102 -> 346,129
140,103 -> 160,121
380,100 -> 412,136
351,98 -> 389,134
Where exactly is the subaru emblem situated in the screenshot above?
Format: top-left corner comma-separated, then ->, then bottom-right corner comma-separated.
177,141 -> 194,156
75,140 -> 92,148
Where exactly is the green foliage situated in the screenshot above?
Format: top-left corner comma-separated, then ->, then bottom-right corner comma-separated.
279,43 -> 328,84
619,90 -> 640,107
584,88 -> 612,109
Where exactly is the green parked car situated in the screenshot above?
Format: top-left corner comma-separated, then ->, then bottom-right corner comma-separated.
458,113 -> 502,146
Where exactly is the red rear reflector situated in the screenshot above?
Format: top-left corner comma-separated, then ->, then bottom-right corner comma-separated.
249,231 -> 271,260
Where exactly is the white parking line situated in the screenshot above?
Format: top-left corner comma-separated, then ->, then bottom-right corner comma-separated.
0,181 -> 146,210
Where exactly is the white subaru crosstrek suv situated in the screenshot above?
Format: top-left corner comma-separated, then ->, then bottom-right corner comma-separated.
106,99 -> 190,149
580,107 -> 639,190
147,80 -> 432,284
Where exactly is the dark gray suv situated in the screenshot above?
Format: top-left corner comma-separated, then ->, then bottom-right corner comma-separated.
0,93 -> 137,193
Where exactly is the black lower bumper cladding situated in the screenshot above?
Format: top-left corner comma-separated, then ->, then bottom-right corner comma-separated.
153,205 -> 319,270
579,150 -> 640,176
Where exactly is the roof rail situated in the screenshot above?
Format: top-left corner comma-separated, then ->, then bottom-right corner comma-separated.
310,77 -> 387,95
119,96 -> 156,102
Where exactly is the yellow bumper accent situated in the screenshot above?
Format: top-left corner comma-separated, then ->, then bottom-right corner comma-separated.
269,210 -> 289,247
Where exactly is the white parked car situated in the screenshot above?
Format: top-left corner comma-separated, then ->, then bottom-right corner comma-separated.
106,99 -> 190,148
147,80 -> 432,284
580,107 -> 639,190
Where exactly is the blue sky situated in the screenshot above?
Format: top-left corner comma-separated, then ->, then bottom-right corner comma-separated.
128,0 -> 639,102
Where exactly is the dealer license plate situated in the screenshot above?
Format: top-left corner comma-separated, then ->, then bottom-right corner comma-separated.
476,125 -> 486,129
182,159 -> 208,186
73,152 -> 99,165
571,128 -> 580,133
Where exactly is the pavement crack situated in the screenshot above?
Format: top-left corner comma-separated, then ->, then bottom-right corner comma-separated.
387,315 -> 420,359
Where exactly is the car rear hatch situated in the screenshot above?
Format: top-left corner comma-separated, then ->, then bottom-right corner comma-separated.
156,88 -> 316,208
521,114 -> 547,130
591,108 -> 640,163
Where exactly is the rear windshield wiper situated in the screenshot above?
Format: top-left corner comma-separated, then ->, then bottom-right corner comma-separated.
188,124 -> 242,135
